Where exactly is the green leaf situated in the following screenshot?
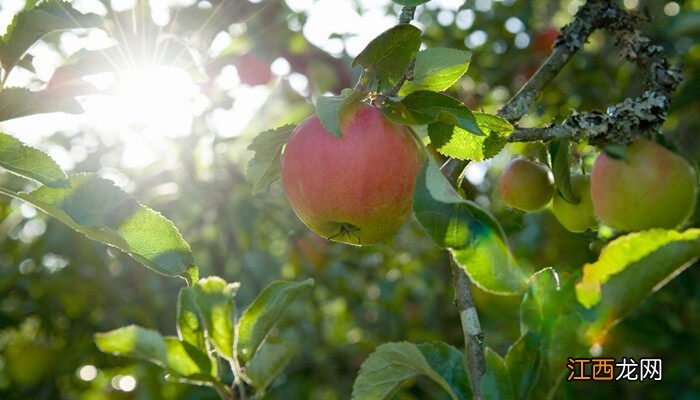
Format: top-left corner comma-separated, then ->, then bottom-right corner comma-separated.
15,173 -> 197,282
392,0 -> 431,5
351,342 -> 465,400
383,90 -> 483,136
246,125 -> 295,194
505,333 -> 540,400
519,268 -> 576,336
399,48 -> 471,95
576,229 -> 700,342
177,287 -> 206,350
164,337 -> 218,382
352,24 -> 421,85
0,0 -> 101,74
94,325 -> 168,368
245,342 -> 296,393
237,279 -> 314,362
185,277 -> 239,360
316,89 -> 368,137
0,87 -> 82,122
0,132 -> 68,187
548,139 -> 577,204
416,342 -> 471,400
413,158 -> 527,295
428,113 -> 512,161
481,348 -> 514,400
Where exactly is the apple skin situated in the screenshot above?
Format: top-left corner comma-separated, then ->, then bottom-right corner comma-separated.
591,139 -> 698,231
499,158 -> 555,212
552,174 -> 597,232
281,103 -> 423,245
236,53 -> 272,86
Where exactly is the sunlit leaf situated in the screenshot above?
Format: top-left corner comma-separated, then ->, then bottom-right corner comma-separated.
246,124 -> 295,194
94,325 -> 168,368
15,173 -> 197,282
164,337 -> 218,382
576,229 -> 700,342
0,132 -> 68,188
352,24 -> 421,85
245,342 -> 296,393
316,89 -> 368,137
400,48 -> 471,95
0,0 -> 101,74
177,288 -> 206,350
428,113 -> 512,161
0,88 -> 82,122
237,279 -> 314,362
383,90 -> 483,136
352,342 -> 466,400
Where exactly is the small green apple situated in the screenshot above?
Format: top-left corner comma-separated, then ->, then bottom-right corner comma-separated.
551,174 -> 597,232
499,158 -> 555,212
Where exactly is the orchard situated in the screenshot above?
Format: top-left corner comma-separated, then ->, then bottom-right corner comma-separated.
0,1 -> 699,400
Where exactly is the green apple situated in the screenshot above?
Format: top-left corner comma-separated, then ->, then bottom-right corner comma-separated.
281,102 -> 423,245
551,174 -> 597,232
499,158 -> 555,212
591,139 -> 698,231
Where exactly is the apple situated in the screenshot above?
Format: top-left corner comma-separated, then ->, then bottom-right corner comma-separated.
551,174 -> 597,232
236,53 -> 272,86
591,139 -> 698,231
532,28 -> 560,55
499,158 -> 555,212
281,103 -> 423,245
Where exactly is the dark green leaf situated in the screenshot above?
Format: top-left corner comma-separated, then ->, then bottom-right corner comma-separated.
505,333 -> 540,400
576,229 -> 700,342
352,24 -> 421,85
392,0 -> 431,5
520,268 -> 576,336
94,325 -> 168,368
352,342 -> 463,400
400,48 -> 471,95
481,348 -> 514,400
237,279 -> 314,362
0,132 -> 68,188
0,88 -> 82,122
383,91 -> 483,136
245,342 -> 296,393
16,173 -> 197,282
428,113 -> 512,161
0,0 -> 101,74
316,89 -> 368,137
548,139 -> 577,204
417,342 -> 471,400
246,125 -> 295,194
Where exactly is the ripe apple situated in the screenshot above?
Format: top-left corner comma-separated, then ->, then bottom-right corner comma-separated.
551,174 -> 597,232
591,139 -> 698,231
281,103 -> 423,245
236,53 -> 272,86
499,158 -> 555,212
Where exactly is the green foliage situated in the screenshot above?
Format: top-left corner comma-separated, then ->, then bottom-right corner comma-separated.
95,325 -> 169,368
246,124 -> 296,194
391,1 -> 431,6
413,158 -> 527,294
245,342 -> 296,393
429,113 -> 513,161
352,341 -> 468,400
576,229 -> 700,340
0,132 -> 68,188
0,0 -> 100,75
352,24 -> 422,86
316,89 -> 368,137
382,90 -> 483,136
481,348 -> 514,400
0,87 -> 82,121
504,332 -> 540,400
548,139 -> 578,203
237,279 -> 314,362
400,48 -> 472,95
15,173 -> 197,282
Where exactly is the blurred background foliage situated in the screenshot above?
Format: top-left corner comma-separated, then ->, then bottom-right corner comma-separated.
0,0 -> 699,399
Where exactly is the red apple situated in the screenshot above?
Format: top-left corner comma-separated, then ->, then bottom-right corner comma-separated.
499,158 -> 555,212
236,53 -> 272,86
591,139 -> 698,231
281,103 -> 423,245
